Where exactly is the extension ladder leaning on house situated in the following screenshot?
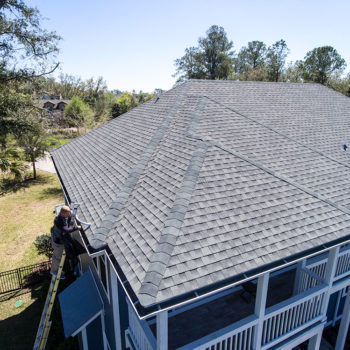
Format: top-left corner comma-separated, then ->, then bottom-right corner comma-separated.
33,203 -> 87,350
33,249 -> 66,350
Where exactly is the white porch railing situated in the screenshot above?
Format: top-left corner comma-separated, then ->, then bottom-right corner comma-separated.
261,284 -> 327,348
296,266 -> 325,294
297,245 -> 350,293
126,301 -> 156,350
335,249 -> 350,280
177,314 -> 258,350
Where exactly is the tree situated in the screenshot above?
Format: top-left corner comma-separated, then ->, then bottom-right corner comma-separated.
64,97 -> 93,133
0,0 -> 60,141
0,139 -> 26,180
34,234 -> 53,258
236,41 -> 267,69
17,114 -> 50,179
235,41 -> 267,81
302,46 -> 346,85
266,40 -> 289,82
112,92 -> 138,117
174,25 -> 234,81
0,0 -> 60,83
283,60 -> 305,83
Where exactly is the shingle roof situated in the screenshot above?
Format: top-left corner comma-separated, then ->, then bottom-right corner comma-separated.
52,80 -> 350,307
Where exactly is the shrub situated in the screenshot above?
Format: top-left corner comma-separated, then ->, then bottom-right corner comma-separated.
34,234 -> 53,258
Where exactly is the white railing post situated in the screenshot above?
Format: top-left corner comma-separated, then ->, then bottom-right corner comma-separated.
321,246 -> 340,315
252,272 -> 269,350
335,286 -> 350,350
307,326 -> 323,350
157,310 -> 168,350
110,271 -> 122,350
293,259 -> 306,295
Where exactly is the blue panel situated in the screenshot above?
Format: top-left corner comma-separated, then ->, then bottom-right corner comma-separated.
326,291 -> 338,321
337,294 -> 346,317
87,315 -> 104,350
59,269 -> 103,337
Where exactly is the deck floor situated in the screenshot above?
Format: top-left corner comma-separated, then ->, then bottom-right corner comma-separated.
150,269 -> 295,349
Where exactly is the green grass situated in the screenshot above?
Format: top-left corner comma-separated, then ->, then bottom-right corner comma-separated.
0,171 -> 64,271
0,285 -> 47,349
0,281 -> 78,350
48,137 -> 73,150
0,172 -> 79,349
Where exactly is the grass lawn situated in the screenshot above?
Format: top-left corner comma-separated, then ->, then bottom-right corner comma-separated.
0,285 -> 47,349
0,171 -> 64,272
0,281 -> 79,350
48,137 -> 72,150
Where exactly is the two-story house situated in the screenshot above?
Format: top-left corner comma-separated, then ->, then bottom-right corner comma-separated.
52,80 -> 350,350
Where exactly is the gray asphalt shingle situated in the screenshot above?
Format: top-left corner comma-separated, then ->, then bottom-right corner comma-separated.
52,80 -> 350,307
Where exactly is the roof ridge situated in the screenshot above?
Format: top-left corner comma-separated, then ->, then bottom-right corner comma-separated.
187,79 -> 325,87
90,81 -> 191,248
204,96 -> 350,171
138,98 -> 208,306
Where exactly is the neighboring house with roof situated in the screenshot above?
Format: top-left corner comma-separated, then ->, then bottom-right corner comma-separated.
41,99 -> 70,112
51,80 -> 350,350
37,98 -> 70,126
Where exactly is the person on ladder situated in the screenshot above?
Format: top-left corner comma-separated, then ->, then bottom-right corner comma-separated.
51,205 -> 81,279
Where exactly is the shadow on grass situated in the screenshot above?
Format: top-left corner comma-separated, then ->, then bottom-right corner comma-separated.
0,280 -> 78,350
38,186 -> 63,199
0,174 -> 52,195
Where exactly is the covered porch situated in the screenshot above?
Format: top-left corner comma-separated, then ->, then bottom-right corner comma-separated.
125,244 -> 350,350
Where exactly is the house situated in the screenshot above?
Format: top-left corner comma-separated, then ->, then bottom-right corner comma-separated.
41,99 -> 69,112
51,80 -> 350,350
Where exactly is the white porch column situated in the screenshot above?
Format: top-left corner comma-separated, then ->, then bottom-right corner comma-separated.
335,286 -> 350,350
110,270 -> 122,350
82,328 -> 89,349
156,310 -> 168,350
252,272 -> 270,350
321,246 -> 340,315
293,259 -> 306,295
307,326 -> 323,350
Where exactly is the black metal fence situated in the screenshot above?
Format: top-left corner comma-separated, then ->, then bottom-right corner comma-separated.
0,260 -> 51,295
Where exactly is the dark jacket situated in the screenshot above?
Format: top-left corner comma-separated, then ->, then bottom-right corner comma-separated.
52,215 -> 75,244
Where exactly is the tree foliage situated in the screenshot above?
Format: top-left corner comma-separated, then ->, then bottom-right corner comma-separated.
174,25 -> 234,81
265,40 -> 289,82
17,113 -> 50,179
0,139 -> 26,179
235,41 -> 267,81
34,234 -> 53,259
0,0 -> 60,82
0,0 -> 60,136
302,46 -> 346,85
114,92 -> 138,115
64,97 -> 93,132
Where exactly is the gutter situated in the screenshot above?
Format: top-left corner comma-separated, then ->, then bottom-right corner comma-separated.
51,155 -> 350,320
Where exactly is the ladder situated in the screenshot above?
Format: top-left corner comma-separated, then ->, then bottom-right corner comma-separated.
33,202 -> 90,349
33,249 -> 66,350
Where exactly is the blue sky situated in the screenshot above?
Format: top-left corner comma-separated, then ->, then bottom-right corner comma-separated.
28,0 -> 350,92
